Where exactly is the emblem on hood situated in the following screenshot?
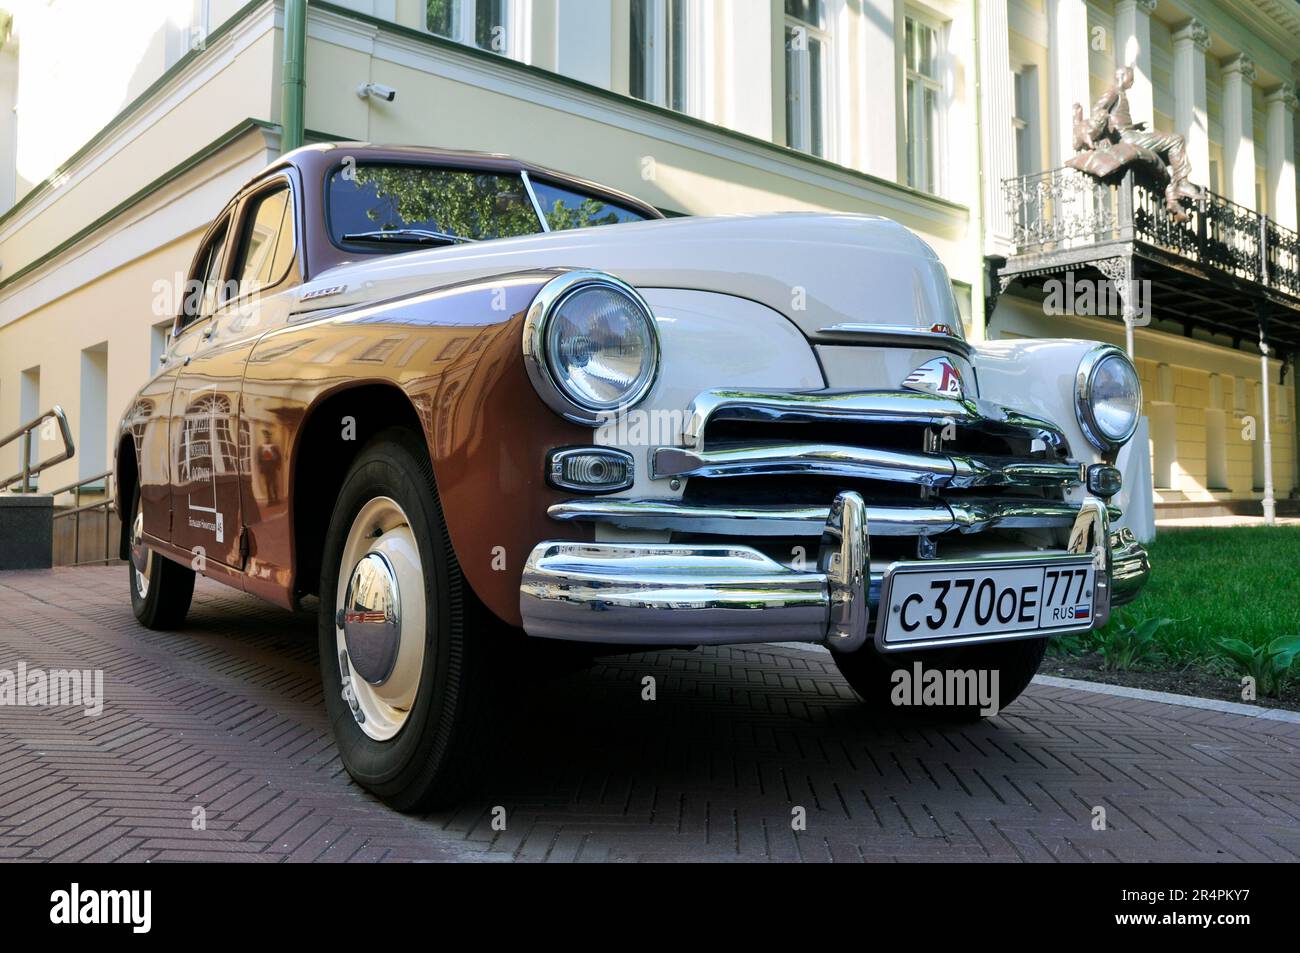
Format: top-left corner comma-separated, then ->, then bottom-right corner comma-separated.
903,357 -> 964,399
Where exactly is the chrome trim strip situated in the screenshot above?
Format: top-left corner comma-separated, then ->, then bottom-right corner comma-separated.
652,442 -> 958,485
548,499 -> 836,535
816,323 -> 974,360
519,170 -> 551,232
948,454 -> 1082,488
678,388 -> 1071,456
651,442 -> 1081,488
547,497 -> 1094,536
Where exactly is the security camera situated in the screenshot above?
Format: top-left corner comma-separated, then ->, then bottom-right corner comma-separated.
357,82 -> 397,102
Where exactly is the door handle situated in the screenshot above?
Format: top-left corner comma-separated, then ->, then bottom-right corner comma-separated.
201,323 -> 216,340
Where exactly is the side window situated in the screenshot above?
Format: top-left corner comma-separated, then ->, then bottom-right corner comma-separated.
180,216 -> 230,329
529,180 -> 650,230
233,184 -> 295,296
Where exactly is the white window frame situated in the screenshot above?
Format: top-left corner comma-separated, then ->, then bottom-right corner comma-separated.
630,0 -> 708,117
903,8 -> 948,195
1011,63 -> 1040,176
166,0 -> 211,67
784,1 -> 835,159
428,0 -> 531,63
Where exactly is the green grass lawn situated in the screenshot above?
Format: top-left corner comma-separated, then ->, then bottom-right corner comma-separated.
1100,526 -> 1300,664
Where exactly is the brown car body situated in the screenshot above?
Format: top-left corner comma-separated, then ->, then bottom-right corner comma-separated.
115,143 -> 662,627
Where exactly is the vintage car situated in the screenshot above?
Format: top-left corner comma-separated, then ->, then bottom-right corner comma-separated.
116,143 -> 1150,809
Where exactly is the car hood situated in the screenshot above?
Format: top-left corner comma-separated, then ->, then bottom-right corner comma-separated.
296,212 -> 963,341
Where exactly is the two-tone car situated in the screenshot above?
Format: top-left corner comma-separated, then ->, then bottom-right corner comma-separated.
116,143 -> 1150,809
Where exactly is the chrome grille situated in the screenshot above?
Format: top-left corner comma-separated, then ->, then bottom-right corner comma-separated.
552,388 -> 1091,543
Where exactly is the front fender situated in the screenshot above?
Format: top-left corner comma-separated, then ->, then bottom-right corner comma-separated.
973,338 -> 1108,467
240,270 -> 592,625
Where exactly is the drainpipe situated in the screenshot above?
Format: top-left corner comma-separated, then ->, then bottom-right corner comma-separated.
280,0 -> 307,155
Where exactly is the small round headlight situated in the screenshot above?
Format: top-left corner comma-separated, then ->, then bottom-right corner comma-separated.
523,271 -> 659,424
1076,346 -> 1141,453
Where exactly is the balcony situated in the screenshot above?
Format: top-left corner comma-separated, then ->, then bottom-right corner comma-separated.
998,167 -> 1300,354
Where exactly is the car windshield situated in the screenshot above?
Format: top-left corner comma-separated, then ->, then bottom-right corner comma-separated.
328,162 -> 653,253
328,163 -> 543,249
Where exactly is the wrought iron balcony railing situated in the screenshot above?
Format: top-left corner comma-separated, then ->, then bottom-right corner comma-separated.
1003,167 -> 1300,300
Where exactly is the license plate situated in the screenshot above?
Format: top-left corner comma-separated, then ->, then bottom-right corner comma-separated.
879,558 -> 1095,647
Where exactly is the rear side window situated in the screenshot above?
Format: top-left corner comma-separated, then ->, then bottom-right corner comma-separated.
180,216 -> 230,329
529,180 -> 650,230
233,185 -> 295,294
327,163 -> 543,249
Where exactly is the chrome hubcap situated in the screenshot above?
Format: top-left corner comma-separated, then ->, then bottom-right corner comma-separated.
334,497 -> 426,742
340,552 -> 402,685
130,508 -> 152,598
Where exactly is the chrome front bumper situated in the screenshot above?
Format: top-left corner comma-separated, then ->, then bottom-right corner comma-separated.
520,491 -> 1147,652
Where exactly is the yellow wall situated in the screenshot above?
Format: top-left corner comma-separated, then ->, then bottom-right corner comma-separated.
0,233 -> 198,491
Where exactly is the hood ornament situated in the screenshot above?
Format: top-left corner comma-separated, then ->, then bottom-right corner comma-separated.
903,357 -> 964,399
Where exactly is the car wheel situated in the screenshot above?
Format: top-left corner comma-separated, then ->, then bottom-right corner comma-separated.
318,427 -> 489,811
127,484 -> 196,629
831,637 -> 1047,720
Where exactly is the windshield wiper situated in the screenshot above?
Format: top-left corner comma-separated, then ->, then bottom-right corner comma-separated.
341,228 -> 476,246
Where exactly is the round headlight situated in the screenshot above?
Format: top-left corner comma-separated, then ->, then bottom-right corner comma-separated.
523,271 -> 659,424
1076,346 -> 1141,452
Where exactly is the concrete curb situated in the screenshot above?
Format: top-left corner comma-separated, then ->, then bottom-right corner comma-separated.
1031,674 -> 1300,723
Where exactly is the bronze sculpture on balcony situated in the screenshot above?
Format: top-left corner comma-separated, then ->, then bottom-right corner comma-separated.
1067,65 -> 1204,223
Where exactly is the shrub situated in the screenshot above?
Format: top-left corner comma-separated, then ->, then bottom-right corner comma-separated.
1214,636 -> 1300,698
1096,618 -> 1176,672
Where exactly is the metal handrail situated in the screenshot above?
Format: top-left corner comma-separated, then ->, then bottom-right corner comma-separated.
46,469 -> 111,498
0,405 -> 75,492
50,469 -> 117,568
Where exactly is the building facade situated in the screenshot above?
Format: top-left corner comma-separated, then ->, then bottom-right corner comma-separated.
0,0 -> 1295,543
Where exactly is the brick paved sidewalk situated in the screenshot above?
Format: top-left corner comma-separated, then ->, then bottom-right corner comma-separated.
1,566 -> 1297,862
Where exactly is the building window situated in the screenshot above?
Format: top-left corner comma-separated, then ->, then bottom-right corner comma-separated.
166,0 -> 211,67
151,320 -> 173,372
630,0 -> 690,112
1012,65 -> 1039,176
79,343 -> 108,481
19,365 -> 39,477
784,0 -> 830,157
904,11 -> 945,194
428,0 -> 514,57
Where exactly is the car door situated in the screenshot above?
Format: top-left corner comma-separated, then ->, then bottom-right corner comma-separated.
170,175 -> 301,570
